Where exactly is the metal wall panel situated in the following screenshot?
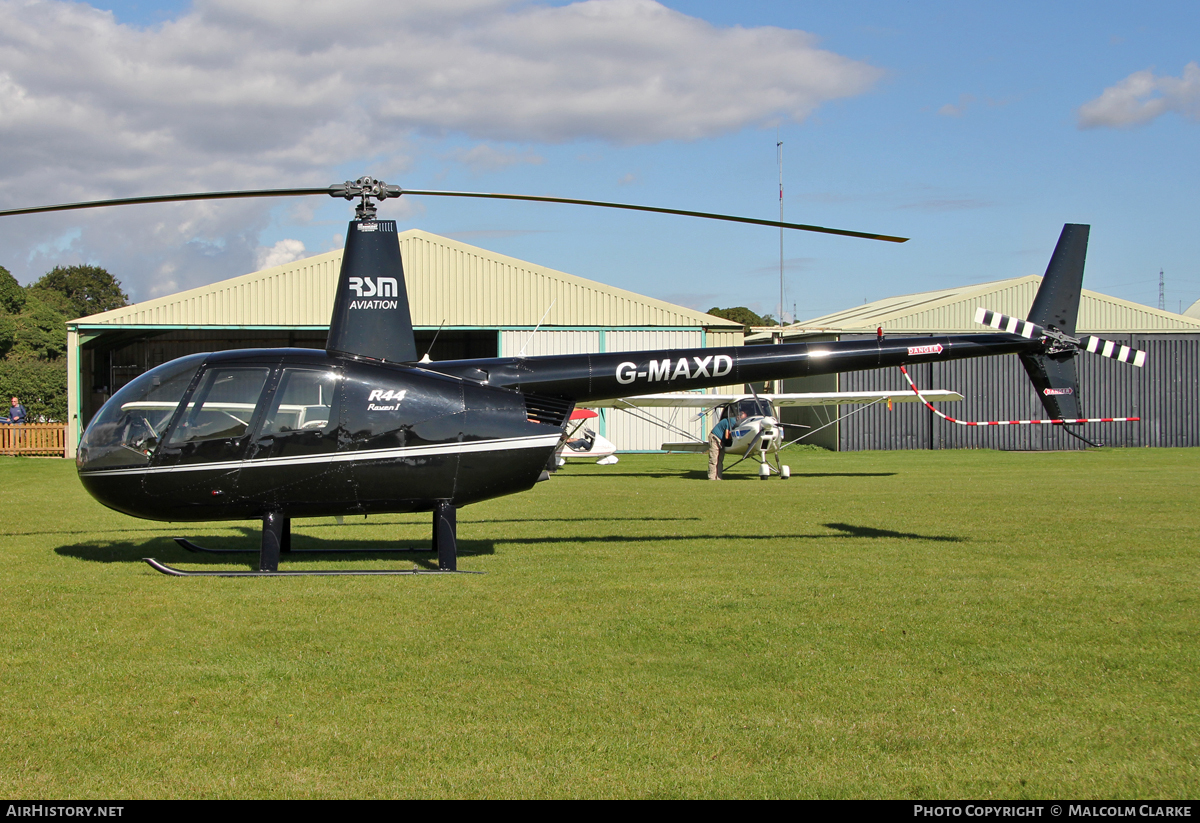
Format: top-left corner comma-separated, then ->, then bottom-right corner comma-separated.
839,334 -> 1200,451
605,403 -> 707,452
604,329 -> 701,352
1137,336 -> 1200,447
498,330 -> 601,358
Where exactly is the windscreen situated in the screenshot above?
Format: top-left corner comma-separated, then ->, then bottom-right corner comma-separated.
77,353 -> 208,471
734,398 -> 774,419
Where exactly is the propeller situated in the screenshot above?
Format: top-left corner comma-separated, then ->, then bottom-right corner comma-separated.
974,308 -> 1146,367
0,176 -> 909,242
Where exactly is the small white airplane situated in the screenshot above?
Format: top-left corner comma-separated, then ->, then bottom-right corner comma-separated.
555,408 -> 620,466
583,389 -> 962,478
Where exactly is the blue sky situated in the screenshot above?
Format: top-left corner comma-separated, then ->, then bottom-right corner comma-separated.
1,0 -> 1196,320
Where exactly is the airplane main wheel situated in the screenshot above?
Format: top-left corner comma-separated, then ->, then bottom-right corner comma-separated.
781,465 -> 791,479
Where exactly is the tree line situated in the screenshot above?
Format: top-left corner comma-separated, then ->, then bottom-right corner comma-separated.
0,265 -> 128,422
706,306 -> 776,329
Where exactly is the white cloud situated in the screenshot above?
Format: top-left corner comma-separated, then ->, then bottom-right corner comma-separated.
449,144 -> 544,173
255,238 -> 306,270
0,0 -> 880,183
1077,63 -> 1200,128
938,94 -> 974,117
0,0 -> 883,295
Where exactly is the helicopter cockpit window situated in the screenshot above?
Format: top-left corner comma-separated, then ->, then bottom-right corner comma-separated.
249,368 -> 340,460
165,367 -> 271,449
260,369 -> 336,435
76,353 -> 208,471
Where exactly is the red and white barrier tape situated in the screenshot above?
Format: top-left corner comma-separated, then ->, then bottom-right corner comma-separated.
897,366 -> 1139,426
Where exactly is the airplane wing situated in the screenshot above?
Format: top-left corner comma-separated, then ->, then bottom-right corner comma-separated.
584,390 -> 962,408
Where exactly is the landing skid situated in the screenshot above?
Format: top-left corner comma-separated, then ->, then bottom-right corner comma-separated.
144,558 -> 478,576
146,503 -> 475,577
174,537 -> 432,554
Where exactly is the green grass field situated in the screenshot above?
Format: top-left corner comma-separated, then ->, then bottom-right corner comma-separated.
0,447 -> 1196,798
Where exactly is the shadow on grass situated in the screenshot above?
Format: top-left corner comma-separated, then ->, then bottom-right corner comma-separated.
823,523 -> 964,542
55,525 -> 495,570
11,515 -> 697,538
54,520 -> 964,568
495,527 -> 965,546
557,471 -> 897,480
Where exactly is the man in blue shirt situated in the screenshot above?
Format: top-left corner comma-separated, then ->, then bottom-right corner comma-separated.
708,409 -> 746,480
7,397 -> 27,424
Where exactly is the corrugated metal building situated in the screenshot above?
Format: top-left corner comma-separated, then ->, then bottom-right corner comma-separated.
66,229 -> 743,457
747,276 -> 1200,450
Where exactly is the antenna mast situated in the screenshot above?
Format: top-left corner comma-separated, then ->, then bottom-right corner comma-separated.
1159,269 -> 1165,311
777,138 -> 784,327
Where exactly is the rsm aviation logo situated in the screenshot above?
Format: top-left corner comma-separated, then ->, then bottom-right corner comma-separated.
348,277 -> 399,310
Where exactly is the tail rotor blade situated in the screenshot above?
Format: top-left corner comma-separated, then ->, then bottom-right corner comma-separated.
1082,336 -> 1147,367
974,308 -> 1147,367
974,308 -> 1044,339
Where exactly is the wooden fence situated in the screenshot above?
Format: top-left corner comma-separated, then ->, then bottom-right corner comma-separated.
0,424 -> 67,456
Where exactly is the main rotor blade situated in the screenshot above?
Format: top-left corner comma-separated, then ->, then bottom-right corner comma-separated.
0,181 -> 909,242
0,187 -> 333,217
401,189 -> 908,243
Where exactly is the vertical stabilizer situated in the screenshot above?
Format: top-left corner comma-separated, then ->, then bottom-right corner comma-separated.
1021,223 -> 1089,419
326,219 -> 418,364
1027,223 -> 1088,335
1019,351 -> 1082,419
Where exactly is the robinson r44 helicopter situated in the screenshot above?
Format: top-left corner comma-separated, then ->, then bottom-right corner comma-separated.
1,180 -> 1146,576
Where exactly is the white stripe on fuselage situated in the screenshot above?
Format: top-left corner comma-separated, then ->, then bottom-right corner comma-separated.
79,434 -> 562,477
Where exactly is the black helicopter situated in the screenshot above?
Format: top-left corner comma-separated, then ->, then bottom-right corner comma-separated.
1,179 -> 1144,576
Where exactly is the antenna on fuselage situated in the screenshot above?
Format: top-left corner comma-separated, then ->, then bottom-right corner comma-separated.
419,319 -> 447,364
518,299 -> 556,358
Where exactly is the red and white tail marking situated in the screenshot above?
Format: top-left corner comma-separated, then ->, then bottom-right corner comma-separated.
897,366 -> 1139,426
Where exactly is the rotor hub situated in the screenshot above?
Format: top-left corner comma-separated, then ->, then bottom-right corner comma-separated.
329,176 -> 403,220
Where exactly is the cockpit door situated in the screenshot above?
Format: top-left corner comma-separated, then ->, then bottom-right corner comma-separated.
145,365 -> 274,504
238,366 -> 351,511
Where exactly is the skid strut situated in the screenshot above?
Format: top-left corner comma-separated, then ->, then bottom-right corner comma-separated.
144,504 -> 480,576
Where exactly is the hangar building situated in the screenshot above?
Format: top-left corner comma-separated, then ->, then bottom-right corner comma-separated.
66,229 -> 743,458
749,276 -> 1200,451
